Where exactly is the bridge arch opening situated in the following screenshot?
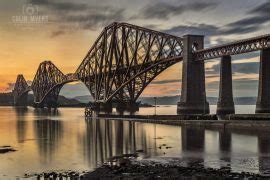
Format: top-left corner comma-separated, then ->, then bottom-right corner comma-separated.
231,53 -> 259,114
58,81 -> 92,107
139,62 -> 182,113
205,53 -> 260,114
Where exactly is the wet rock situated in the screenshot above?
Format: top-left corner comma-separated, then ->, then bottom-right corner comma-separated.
0,146 -> 16,154
82,160 -> 263,179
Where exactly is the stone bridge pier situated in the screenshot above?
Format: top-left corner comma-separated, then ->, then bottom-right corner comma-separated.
256,48 -> 270,113
116,101 -> 140,113
91,102 -> 113,113
177,35 -> 209,114
217,55 -> 235,115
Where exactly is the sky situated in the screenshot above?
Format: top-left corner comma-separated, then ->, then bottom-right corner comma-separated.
0,0 -> 269,98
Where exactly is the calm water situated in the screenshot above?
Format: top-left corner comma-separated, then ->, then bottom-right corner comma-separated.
0,105 -> 270,178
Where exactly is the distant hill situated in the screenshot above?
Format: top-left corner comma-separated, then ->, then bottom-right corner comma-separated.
73,95 -> 257,105
138,96 -> 257,105
28,94 -> 84,106
0,92 -> 13,105
0,93 -> 86,106
0,93 -> 258,106
73,95 -> 93,103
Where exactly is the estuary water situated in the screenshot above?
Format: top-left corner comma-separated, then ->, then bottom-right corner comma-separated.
0,105 -> 270,178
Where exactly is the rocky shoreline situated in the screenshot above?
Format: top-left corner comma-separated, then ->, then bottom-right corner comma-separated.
27,156 -> 264,179
83,160 -> 262,179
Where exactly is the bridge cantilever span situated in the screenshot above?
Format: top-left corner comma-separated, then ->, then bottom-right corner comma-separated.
13,61 -> 80,108
30,61 -> 80,108
75,22 -> 184,111
13,74 -> 31,106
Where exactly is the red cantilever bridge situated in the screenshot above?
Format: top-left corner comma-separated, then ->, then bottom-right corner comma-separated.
12,22 -> 270,114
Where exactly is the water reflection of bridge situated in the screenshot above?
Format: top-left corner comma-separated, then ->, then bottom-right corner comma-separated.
34,119 -> 63,163
78,119 -> 270,174
12,108 -> 270,174
81,120 -> 143,167
14,107 -> 28,143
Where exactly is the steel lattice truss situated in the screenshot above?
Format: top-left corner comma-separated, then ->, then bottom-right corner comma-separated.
12,22 -> 270,107
195,34 -> 270,61
13,74 -> 30,104
31,61 -> 67,106
76,22 -> 183,103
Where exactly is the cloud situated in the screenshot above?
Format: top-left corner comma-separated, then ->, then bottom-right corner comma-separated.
226,16 -> 268,28
249,2 -> 270,15
135,1 -> 217,20
47,2 -> 88,11
163,23 -> 220,46
210,62 -> 259,75
206,78 -> 259,97
164,23 -> 219,37
233,62 -> 259,74
163,19 -> 264,40
28,0 -> 49,5
162,22 -> 254,47
221,16 -> 268,35
5,83 -> 15,91
64,8 -> 124,30
28,0 -> 125,32
162,1 -> 270,41
4,80 -> 32,92
29,0 -> 88,11
142,82 -> 181,97
219,2 -> 270,35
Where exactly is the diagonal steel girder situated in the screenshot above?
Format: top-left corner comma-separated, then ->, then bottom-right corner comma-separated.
13,74 -> 31,105
76,22 -> 184,103
31,61 -> 68,106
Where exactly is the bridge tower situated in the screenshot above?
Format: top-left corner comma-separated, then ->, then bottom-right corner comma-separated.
177,35 -> 209,114
13,74 -> 30,106
31,61 -> 66,108
217,55 -> 235,115
256,48 -> 270,113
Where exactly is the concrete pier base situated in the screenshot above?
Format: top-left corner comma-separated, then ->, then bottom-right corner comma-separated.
217,55 -> 235,115
116,101 -> 139,112
33,102 -> 44,108
91,102 -> 112,112
177,102 -> 209,114
177,35 -> 209,114
256,49 -> 270,113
